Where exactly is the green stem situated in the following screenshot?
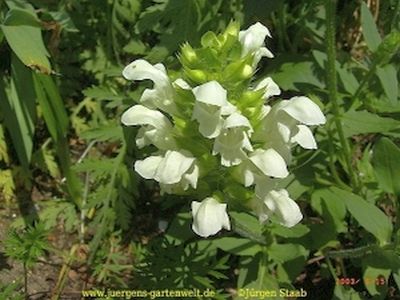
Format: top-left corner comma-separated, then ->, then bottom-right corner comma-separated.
24,263 -> 28,300
325,0 -> 359,190
326,243 -> 394,259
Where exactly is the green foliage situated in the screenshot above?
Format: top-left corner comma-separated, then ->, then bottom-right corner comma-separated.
0,0 -> 399,298
4,223 -> 49,268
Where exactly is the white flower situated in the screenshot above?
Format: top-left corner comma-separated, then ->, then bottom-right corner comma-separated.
191,197 -> 231,237
122,59 -> 178,115
192,81 -> 236,138
121,105 -> 176,150
255,77 -> 281,99
252,186 -> 303,228
233,148 -> 289,187
238,22 -> 274,66
212,113 -> 253,167
134,150 -> 198,191
255,96 -> 326,153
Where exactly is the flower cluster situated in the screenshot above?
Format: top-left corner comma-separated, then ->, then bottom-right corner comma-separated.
121,22 -> 326,237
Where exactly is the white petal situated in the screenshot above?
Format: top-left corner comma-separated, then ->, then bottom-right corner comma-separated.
182,164 -> 199,189
263,189 -> 303,227
221,101 -> 237,116
255,77 -> 281,99
121,105 -> 172,128
249,149 -> 288,178
249,196 -> 270,223
155,151 -> 195,184
134,156 -> 163,179
122,59 -> 169,86
239,22 -> 272,57
291,125 -> 317,149
224,112 -> 253,131
173,78 -> 191,90
193,81 -> 227,107
192,102 -> 223,138
277,122 -> 292,143
281,96 -> 326,125
191,197 -> 230,237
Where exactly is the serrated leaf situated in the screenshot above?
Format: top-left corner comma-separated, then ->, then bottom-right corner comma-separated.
371,137 -> 400,195
0,169 -> 15,202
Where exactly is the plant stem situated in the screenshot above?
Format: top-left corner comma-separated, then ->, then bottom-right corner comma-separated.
24,263 -> 28,300
325,0 -> 359,191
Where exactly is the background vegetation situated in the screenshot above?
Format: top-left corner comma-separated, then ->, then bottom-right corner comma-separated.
0,0 -> 399,299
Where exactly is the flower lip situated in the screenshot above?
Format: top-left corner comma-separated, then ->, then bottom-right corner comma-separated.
191,197 -> 231,237
192,81 -> 228,107
249,148 -> 289,178
280,96 -> 326,125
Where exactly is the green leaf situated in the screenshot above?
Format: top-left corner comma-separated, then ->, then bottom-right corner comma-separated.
333,286 -> 362,300
1,8 -> 51,74
360,1 -> 382,52
311,188 -> 347,233
33,73 -> 68,142
271,58 -> 325,91
330,187 -> 392,244
363,267 -> 390,298
376,64 -> 398,103
212,237 -> 262,256
3,7 -> 41,27
0,55 -> 36,170
230,212 -> 267,245
371,137 -> 400,195
342,110 -> 400,137
268,243 -> 308,264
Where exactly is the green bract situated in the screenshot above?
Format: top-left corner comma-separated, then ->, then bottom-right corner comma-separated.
121,22 -> 326,238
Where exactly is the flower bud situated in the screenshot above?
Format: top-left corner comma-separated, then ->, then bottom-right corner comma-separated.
184,68 -> 207,83
223,60 -> 254,81
180,43 -> 198,66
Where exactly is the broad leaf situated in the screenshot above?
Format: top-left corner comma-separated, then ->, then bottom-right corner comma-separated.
360,2 -> 381,52
1,8 -> 51,74
331,187 -> 392,244
342,110 -> 400,137
371,137 -> 400,196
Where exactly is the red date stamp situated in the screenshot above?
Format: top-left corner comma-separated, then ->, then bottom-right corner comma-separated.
336,277 -> 386,286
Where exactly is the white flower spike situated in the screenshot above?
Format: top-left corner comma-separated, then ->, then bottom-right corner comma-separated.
191,197 -> 231,237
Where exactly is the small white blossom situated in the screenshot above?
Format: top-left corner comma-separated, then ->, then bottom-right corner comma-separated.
123,59 -> 178,115
252,186 -> 303,228
191,197 -> 231,237
255,96 -> 326,157
239,22 -> 274,66
192,81 -> 236,138
213,112 -> 253,167
121,105 -> 176,150
255,77 -> 281,99
134,150 -> 198,191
